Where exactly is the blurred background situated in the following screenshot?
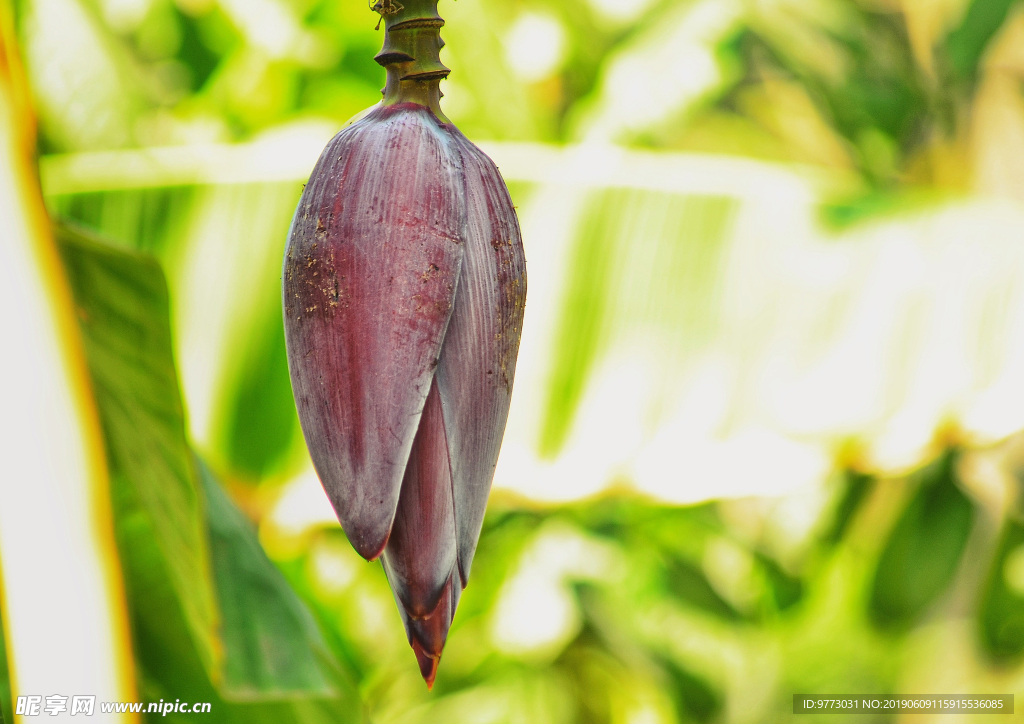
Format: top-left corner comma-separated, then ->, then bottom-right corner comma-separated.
4,0 -> 1024,720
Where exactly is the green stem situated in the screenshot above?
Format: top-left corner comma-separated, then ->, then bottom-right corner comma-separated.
373,0 -> 450,122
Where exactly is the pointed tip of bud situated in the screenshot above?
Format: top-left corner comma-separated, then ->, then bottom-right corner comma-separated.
352,530 -> 389,562
334,515 -> 391,561
411,639 -> 440,688
391,569 -> 462,689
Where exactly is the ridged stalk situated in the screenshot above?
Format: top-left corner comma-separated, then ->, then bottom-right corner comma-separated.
375,0 -> 450,121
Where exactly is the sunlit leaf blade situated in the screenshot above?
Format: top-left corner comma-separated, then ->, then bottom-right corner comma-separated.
54,221 -> 221,678
198,459 -> 340,699
869,450 -> 974,631
115,473 -> 364,723
978,517 -> 1024,665
172,180 -> 305,473
47,187 -> 195,256
110,468 -> 216,706
56,223 -> 356,706
221,310 -> 299,480
541,190 -> 735,458
538,190 -> 616,458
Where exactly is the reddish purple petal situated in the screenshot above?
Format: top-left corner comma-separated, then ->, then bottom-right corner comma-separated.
388,567 -> 461,689
435,132 -> 527,584
283,104 -> 465,560
381,377 -> 457,617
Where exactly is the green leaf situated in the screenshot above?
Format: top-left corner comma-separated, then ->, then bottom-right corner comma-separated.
978,517 -> 1024,666
657,655 -> 723,724
945,0 -> 1017,83
115,469 -> 364,723
734,13 -> 929,183
574,584 -> 724,724
540,191 -> 736,457
54,221 -> 221,677
818,189 -> 951,231
539,191 -> 616,458
664,556 -> 743,622
869,450 -> 974,631
56,223 -> 361,712
220,308 -> 299,480
822,469 -> 875,546
754,551 -> 803,612
111,470 -> 221,713
197,459 -> 338,698
47,187 -> 195,256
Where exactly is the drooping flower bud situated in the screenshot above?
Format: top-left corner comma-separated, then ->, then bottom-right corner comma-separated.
283,0 -> 526,687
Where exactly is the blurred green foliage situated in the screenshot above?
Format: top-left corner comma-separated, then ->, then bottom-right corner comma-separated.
542,192 -> 736,457
56,222 -> 222,677
869,450 -> 975,632
57,223 -> 364,720
979,517 -> 1024,665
